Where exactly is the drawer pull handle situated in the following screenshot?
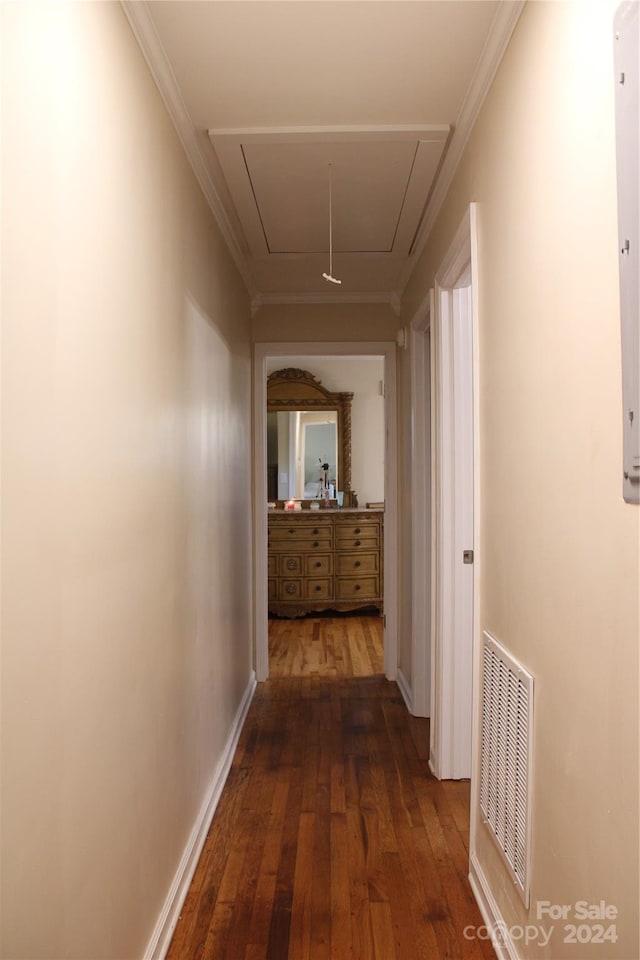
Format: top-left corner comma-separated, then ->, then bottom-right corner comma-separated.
315,561 -> 321,568
355,561 -> 361,568
313,528 -> 319,535
315,585 -> 321,592
285,583 -> 296,595
355,540 -> 361,547
286,559 -> 296,570
313,541 -> 319,547
355,584 -> 361,591
288,529 -> 294,534
355,527 -> 361,534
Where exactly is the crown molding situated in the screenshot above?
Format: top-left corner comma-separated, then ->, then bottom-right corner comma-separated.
389,292 -> 401,316
398,0 -> 525,295
209,123 -> 450,141
252,291 -> 401,318
121,1 -> 256,297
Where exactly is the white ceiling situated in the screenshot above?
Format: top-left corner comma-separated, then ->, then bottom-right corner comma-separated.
125,1 -> 523,310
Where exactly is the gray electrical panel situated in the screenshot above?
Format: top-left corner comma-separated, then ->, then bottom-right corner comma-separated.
614,2 -> 640,503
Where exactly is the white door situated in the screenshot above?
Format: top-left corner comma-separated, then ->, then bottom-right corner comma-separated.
431,208 -> 477,780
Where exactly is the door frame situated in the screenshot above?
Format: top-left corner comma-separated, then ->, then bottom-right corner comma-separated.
253,341 -> 398,682
430,204 -> 480,781
407,289 -> 435,718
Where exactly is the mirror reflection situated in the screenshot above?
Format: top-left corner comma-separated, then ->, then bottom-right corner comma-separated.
267,410 -> 338,501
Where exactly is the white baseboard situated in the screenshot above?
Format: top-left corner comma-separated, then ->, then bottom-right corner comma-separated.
396,667 -> 413,714
144,671 -> 257,960
469,851 -> 519,960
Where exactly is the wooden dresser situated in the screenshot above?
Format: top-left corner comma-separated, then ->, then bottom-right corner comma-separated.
268,509 -> 383,618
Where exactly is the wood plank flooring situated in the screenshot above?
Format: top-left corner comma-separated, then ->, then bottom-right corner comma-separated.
268,615 -> 383,678
167,616 -> 494,960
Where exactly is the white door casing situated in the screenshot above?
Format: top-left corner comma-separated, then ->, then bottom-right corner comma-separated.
430,205 -> 479,781
408,289 -> 435,718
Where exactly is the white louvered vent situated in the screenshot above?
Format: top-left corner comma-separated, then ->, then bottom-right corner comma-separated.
480,631 -> 534,907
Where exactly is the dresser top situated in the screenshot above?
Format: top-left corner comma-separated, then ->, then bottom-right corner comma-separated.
269,507 -> 383,515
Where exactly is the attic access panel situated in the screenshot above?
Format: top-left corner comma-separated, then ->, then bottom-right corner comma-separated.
209,126 -> 449,260
242,140 -> 416,254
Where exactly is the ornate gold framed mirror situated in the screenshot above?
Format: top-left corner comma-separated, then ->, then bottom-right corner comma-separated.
267,368 -> 354,504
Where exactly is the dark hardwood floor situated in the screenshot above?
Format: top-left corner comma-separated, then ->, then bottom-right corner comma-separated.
166,616 -> 494,959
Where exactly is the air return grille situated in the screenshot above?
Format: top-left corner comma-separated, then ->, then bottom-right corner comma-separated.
480,631 -> 534,907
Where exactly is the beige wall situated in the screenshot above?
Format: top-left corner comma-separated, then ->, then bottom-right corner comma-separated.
402,2 -> 639,956
253,301 -> 399,343
1,4 -> 252,958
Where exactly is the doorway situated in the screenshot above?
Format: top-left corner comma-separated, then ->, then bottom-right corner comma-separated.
253,342 -> 398,683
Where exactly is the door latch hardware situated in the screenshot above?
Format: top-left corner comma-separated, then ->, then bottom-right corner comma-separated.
463,550 -> 474,564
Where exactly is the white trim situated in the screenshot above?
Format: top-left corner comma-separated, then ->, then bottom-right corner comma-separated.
120,1 -> 255,296
389,292 -> 402,317
399,1 -> 524,294
469,852 -> 520,960
253,350 -> 269,682
253,341 -> 398,684
408,295 -> 433,718
431,286 -> 454,779
209,124 -> 450,141
144,672 -> 257,960
434,210 -> 473,289
382,345 -> 399,683
252,291 -> 401,316
428,288 -> 438,750
468,202 -> 483,878
396,668 -> 413,715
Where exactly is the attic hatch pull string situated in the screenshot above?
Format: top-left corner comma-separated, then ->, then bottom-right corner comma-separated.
322,163 -> 342,285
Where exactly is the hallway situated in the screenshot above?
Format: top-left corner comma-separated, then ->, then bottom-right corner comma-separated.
3,3 -> 638,957
166,617 -> 494,959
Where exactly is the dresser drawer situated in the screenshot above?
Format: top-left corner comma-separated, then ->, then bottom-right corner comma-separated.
268,555 -> 277,577
305,554 -> 333,576
305,578 -> 333,600
269,538 -> 331,553
268,578 -> 277,601
335,519 -> 380,540
278,554 -> 303,576
335,577 -> 379,600
278,579 -> 303,600
335,536 -> 378,553
336,552 -> 378,576
269,521 -> 332,542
